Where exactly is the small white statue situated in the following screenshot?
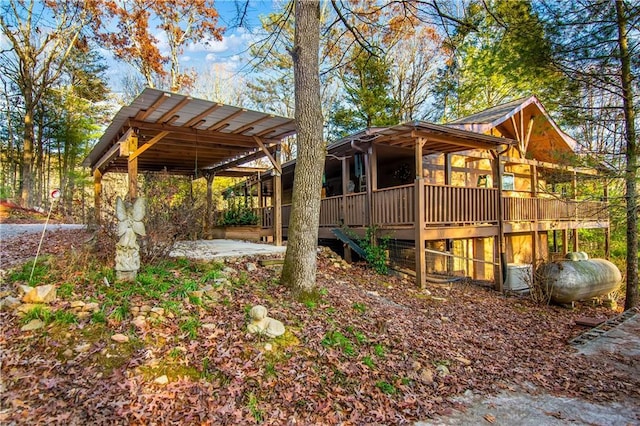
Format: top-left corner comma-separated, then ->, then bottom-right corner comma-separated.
247,305 -> 285,338
114,196 -> 146,281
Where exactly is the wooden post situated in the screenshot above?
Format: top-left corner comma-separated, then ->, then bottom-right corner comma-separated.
562,230 -> 569,255
604,183 -> 610,259
341,157 -> 352,262
370,144 -> 378,191
364,149 -> 372,226
415,139 -> 426,288
128,132 -> 139,199
93,169 -> 102,225
273,145 -> 282,246
493,154 -> 505,292
531,163 -> 539,265
444,154 -> 453,273
205,172 -> 215,237
571,171 -> 579,252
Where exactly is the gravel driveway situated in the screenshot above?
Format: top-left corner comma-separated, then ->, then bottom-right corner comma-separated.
0,223 -> 87,240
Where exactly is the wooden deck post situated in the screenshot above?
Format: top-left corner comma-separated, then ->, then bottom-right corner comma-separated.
571,171 -> 579,252
127,132 -> 139,200
531,163 -> 539,265
604,183 -> 610,259
364,150 -> 372,226
444,154 -> 453,273
341,157 -> 352,262
205,172 -> 215,237
93,169 -> 102,225
273,145 -> 282,246
493,154 -> 505,292
415,139 -> 426,288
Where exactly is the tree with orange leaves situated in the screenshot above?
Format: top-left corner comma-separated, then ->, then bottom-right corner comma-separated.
88,0 -> 224,92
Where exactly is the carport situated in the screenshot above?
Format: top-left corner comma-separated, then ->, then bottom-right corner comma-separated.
83,87 -> 296,245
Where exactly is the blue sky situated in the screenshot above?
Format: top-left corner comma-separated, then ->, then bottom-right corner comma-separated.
104,1 -> 278,91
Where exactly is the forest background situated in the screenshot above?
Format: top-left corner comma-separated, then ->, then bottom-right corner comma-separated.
1,0 -> 638,306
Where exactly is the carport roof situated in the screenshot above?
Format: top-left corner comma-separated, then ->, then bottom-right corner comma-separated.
83,88 -> 296,176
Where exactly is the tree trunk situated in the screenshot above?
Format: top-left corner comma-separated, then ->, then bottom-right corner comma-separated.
616,0 -> 638,309
20,105 -> 35,207
280,0 -> 325,296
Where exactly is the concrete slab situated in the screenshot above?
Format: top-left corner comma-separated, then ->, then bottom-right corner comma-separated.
169,239 -> 286,261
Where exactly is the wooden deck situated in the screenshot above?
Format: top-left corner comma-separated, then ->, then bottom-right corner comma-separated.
263,182 -> 608,239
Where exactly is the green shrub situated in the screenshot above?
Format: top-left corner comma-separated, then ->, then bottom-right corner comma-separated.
217,204 -> 258,226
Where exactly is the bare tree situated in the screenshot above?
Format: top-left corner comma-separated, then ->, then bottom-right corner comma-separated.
0,0 -> 89,207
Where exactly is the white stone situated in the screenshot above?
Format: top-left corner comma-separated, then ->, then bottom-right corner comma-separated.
21,285 -> 57,304
154,375 -> 169,385
83,302 -> 100,312
0,296 -> 21,311
246,263 -> 257,272
264,343 -> 273,351
132,316 -> 147,329
75,343 -> 91,353
21,319 -> 44,331
150,307 -> 165,316
111,333 -> 129,343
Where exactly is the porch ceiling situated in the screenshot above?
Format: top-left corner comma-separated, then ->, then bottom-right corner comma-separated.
83,88 -> 296,177
373,121 -> 513,154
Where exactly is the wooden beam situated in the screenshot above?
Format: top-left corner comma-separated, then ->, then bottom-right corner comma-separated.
129,131 -> 170,161
127,119 -> 267,147
93,169 -> 102,225
415,138 -> 427,289
136,92 -> 171,121
128,133 -> 139,199
524,115 -> 535,154
183,103 -> 223,127
233,115 -> 274,134
255,119 -> 295,137
156,96 -> 191,124
205,146 -> 273,175
494,154 -> 505,292
95,141 -> 124,172
207,109 -> 246,131
253,136 -> 281,174
273,146 -> 282,246
415,137 -> 425,178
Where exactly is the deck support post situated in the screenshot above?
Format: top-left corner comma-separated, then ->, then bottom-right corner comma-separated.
341,157 -> 352,261
93,169 -> 102,225
604,183 -> 610,259
444,154 -> 453,273
205,172 -> 215,237
571,171 -> 579,252
531,163 -> 539,265
415,139 -> 426,288
493,154 -> 505,292
274,145 -> 282,246
364,149 -> 372,226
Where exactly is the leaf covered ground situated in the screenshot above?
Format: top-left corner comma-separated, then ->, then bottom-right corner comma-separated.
1,229 -> 638,425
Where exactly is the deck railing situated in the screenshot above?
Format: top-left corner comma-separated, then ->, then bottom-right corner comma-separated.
422,183 -> 500,225
276,184 -> 607,230
372,184 -> 414,226
503,196 -> 608,222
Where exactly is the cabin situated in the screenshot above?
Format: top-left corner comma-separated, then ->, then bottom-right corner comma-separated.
252,96 -> 610,290
85,90 -> 609,292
